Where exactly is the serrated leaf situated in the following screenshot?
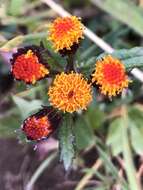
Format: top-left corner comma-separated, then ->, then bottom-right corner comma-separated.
12,96 -> 43,119
58,115 -> 75,170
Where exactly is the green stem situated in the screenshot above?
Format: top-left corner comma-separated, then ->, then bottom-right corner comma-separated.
26,152 -> 57,190
65,54 -> 75,73
121,106 -> 141,190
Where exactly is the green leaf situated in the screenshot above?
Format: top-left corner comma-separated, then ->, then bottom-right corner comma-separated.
12,96 -> 43,119
128,107 -> 143,154
106,118 -> 123,156
120,106 -> 140,190
79,57 -> 96,77
128,106 -> 143,125
0,36 -> 24,51
130,124 -> 143,155
96,47 -> 143,70
58,115 -> 75,170
85,104 -> 105,129
91,187 -> 106,190
92,0 -> 143,36
0,114 -> 20,138
8,0 -> 25,16
80,45 -> 97,61
73,116 -> 95,150
107,106 -> 143,155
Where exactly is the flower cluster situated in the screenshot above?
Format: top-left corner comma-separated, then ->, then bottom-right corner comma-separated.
10,16 -> 131,142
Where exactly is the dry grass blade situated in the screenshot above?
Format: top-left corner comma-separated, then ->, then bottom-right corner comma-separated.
75,159 -> 102,190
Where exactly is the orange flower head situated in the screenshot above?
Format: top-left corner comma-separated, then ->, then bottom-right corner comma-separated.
23,116 -> 51,141
48,16 -> 84,52
11,46 -> 49,84
22,107 -> 61,141
92,55 -> 130,97
48,72 -> 92,113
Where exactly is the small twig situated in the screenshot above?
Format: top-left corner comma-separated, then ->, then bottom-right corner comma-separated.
112,184 -> 122,190
117,157 -> 125,169
75,159 -> 102,190
139,0 -> 143,7
23,1 -> 42,14
41,0 -> 143,82
137,164 -> 143,180
55,179 -> 100,189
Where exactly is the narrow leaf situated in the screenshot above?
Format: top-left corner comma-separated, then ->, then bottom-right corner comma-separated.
58,115 -> 75,170
128,107 -> 143,154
